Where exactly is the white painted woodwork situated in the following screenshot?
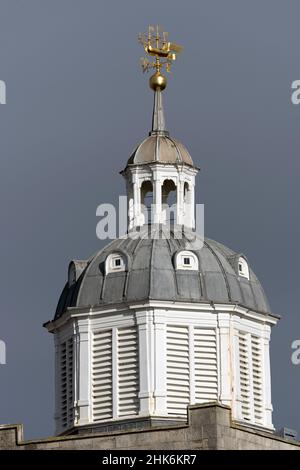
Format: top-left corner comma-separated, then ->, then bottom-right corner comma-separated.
49,302 -> 277,434
123,164 -> 198,229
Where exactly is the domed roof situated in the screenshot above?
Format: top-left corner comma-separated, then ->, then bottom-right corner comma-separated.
127,134 -> 194,166
55,225 -> 270,319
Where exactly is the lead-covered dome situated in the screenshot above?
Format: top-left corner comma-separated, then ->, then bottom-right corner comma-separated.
55,225 -> 270,319
127,134 -> 194,166
126,88 -> 194,168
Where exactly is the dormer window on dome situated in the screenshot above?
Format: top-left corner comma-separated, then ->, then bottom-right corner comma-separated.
175,250 -> 199,270
238,257 -> 249,280
105,253 -> 126,274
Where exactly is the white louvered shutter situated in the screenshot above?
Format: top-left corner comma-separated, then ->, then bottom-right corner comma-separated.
194,328 -> 218,403
238,332 -> 264,425
166,325 -> 190,415
251,335 -> 264,424
92,330 -> 113,421
239,331 -> 251,421
117,327 -> 139,417
60,337 -> 74,429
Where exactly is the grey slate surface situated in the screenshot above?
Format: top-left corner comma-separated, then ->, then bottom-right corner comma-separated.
54,225 -> 271,319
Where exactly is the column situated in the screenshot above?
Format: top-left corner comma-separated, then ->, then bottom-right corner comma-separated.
177,179 -> 184,225
54,335 -> 61,435
218,314 -> 232,406
263,325 -> 274,429
153,310 -> 167,415
189,182 -> 195,229
136,310 -> 154,415
153,176 -> 162,224
127,181 -> 134,231
75,319 -> 91,425
132,175 -> 141,227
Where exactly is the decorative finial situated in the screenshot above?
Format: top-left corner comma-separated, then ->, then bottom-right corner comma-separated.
138,25 -> 183,91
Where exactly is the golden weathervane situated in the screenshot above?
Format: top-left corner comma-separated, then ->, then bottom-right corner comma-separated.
138,25 -> 183,91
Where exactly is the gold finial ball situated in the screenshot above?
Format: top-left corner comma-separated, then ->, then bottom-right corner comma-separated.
149,71 -> 167,91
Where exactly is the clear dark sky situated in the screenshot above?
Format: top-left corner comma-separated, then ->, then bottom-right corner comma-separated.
0,0 -> 299,438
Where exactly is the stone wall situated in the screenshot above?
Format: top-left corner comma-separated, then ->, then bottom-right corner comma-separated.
0,404 -> 299,450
